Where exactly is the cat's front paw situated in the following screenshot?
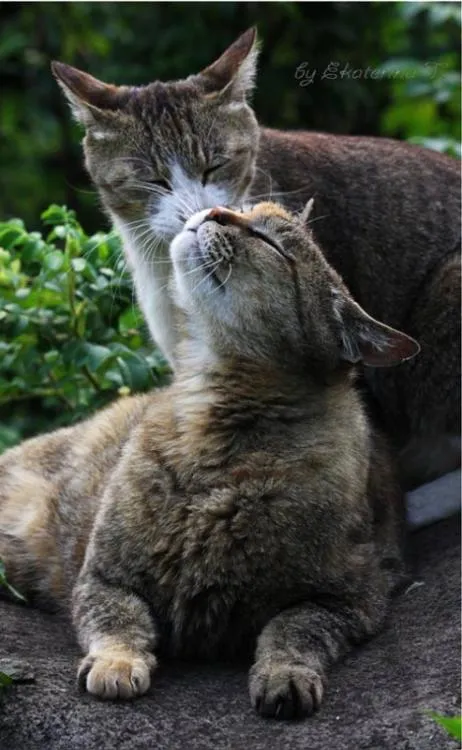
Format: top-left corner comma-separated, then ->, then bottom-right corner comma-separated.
249,658 -> 325,720
77,649 -> 157,700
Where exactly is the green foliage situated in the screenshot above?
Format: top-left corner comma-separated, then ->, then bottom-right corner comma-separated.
378,2 -> 461,156
0,205 -> 170,451
428,712 -> 462,742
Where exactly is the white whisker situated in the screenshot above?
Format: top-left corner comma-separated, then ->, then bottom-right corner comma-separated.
208,263 -> 232,296
306,214 -> 329,226
188,259 -> 223,297
123,218 -> 152,229
253,165 -> 274,202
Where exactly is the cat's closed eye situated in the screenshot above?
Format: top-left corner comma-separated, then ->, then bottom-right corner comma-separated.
202,161 -> 229,186
248,227 -> 286,258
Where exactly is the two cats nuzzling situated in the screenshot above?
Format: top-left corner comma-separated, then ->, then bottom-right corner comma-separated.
52,28 -> 460,494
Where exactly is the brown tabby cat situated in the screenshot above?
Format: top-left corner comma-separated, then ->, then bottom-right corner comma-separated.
51,28 -> 461,493
0,203 -> 417,718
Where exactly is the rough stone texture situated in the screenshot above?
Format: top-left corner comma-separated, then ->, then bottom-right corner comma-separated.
0,516 -> 460,750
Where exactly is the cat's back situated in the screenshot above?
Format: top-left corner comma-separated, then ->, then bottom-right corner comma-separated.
0,392 -> 152,489
257,128 -> 460,326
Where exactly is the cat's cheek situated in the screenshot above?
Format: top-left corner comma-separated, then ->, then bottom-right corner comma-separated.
111,202 -> 146,222
151,198 -> 187,241
206,165 -> 253,207
98,186 -> 147,222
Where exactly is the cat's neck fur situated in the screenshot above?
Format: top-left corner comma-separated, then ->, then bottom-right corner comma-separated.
162,338 -> 353,477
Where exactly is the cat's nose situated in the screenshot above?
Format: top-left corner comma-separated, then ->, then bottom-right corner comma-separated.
206,207 -> 247,228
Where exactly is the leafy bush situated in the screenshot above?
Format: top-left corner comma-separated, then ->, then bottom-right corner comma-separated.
378,2 -> 461,157
0,205 -> 170,452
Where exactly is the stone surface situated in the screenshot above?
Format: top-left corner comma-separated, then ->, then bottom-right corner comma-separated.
0,516 -> 460,750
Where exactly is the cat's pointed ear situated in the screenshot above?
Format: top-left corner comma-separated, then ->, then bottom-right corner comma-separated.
199,27 -> 259,101
333,290 -> 420,367
51,61 -> 120,126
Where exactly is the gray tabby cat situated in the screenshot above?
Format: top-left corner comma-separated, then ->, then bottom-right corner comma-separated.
51,28 -> 460,500
0,203 -> 415,717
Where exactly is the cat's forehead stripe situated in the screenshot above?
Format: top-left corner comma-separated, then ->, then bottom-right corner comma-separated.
248,202 -> 293,222
127,81 -> 199,124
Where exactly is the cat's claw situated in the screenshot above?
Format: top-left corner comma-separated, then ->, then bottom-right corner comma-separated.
249,658 -> 325,720
77,650 -> 157,700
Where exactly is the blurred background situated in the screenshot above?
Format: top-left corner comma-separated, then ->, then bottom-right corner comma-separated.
1,1 -> 460,230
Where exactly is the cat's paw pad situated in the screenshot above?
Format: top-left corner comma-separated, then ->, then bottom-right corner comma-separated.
249,659 -> 325,720
77,650 -> 157,700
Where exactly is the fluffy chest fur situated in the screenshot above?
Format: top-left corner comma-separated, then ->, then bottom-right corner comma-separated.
110,473 -> 327,659
89,386 -> 369,660
146,482 -> 300,657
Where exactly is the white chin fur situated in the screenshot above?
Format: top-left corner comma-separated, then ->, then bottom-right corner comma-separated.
184,209 -> 214,232
170,230 -> 199,310
150,162 -> 231,242
113,163 -> 234,365
170,229 -> 196,268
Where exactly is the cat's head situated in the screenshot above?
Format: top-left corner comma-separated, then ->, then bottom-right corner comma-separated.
170,201 -> 420,373
52,29 -> 260,244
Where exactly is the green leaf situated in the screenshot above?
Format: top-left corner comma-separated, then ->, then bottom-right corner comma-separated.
118,306 -> 144,334
20,234 -> 46,263
71,258 -> 86,272
15,288 -> 30,300
41,205 -> 72,226
0,226 -> 26,249
116,351 -> 154,390
429,713 -> 462,742
43,251 -> 64,271
77,342 -> 116,371
44,349 -> 60,364
52,225 -> 67,239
